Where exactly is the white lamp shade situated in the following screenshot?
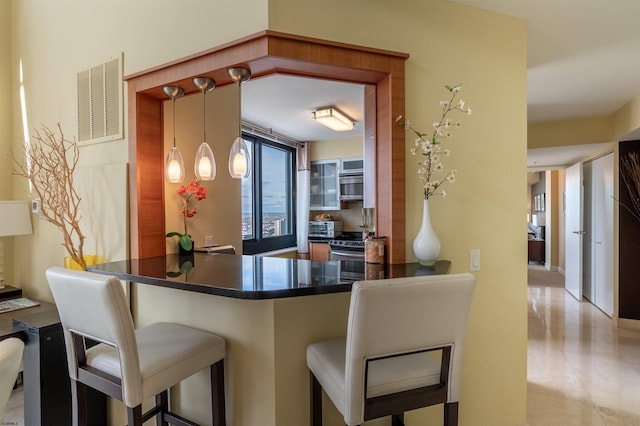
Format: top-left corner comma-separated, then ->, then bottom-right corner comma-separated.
194,142 -> 217,181
165,147 -> 185,183
228,137 -> 251,179
532,214 -> 546,227
0,201 -> 33,237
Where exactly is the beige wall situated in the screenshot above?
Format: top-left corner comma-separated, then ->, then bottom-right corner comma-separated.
1,0 -> 15,284
5,0 -> 529,425
308,136 -> 363,161
529,115 -> 615,148
270,0 -> 528,424
546,171 -> 560,269
0,0 -> 11,200
163,86 -> 243,253
613,93 -> 640,139
557,169 -> 566,272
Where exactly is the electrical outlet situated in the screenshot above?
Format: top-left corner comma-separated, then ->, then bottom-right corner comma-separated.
470,249 -> 481,272
204,236 -> 214,247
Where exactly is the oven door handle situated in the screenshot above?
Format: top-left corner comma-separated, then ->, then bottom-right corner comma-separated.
330,250 -> 365,258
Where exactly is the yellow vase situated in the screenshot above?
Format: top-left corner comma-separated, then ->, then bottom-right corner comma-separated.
64,255 -> 105,270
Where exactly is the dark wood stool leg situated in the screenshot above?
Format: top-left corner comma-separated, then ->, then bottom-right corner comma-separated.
311,372 -> 323,426
127,405 -> 143,426
392,413 -> 405,426
155,390 -> 169,426
211,359 -> 226,426
444,402 -> 459,426
71,379 -> 88,426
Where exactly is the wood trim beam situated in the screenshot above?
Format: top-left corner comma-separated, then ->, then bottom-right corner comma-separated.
125,31 -> 408,263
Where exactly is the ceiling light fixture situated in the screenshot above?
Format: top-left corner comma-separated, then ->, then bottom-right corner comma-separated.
312,107 -> 354,132
228,67 -> 252,179
163,86 -> 185,183
193,77 -> 217,181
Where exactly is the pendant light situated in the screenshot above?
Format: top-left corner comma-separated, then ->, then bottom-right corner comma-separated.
163,86 -> 185,183
228,67 -> 252,179
193,77 -> 217,181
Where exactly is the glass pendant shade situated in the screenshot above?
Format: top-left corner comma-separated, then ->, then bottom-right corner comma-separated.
193,77 -> 217,181
228,67 -> 252,179
163,85 -> 185,184
228,136 -> 250,179
166,146 -> 185,183
195,142 -> 217,181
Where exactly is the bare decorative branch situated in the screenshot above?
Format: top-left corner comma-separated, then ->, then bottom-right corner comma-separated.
619,152 -> 640,223
12,124 -> 87,270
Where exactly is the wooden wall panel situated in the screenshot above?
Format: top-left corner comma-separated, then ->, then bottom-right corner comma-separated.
618,140 -> 640,319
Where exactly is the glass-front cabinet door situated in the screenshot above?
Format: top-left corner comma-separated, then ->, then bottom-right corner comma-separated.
310,159 -> 340,210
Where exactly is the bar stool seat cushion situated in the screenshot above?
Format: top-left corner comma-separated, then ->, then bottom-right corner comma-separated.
87,322 -> 225,405
307,337 -> 442,413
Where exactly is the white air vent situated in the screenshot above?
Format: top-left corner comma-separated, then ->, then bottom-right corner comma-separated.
77,54 -> 123,145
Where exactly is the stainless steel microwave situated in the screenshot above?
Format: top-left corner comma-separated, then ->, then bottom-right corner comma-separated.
308,220 -> 343,238
339,174 -> 364,201
339,157 -> 364,201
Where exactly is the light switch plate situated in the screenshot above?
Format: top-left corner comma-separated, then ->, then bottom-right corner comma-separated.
31,199 -> 40,214
470,249 -> 481,272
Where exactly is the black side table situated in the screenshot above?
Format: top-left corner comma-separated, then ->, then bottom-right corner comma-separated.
0,285 -> 22,300
13,309 -> 106,426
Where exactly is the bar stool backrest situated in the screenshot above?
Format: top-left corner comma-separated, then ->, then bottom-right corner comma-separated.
344,273 -> 476,425
46,267 -> 142,405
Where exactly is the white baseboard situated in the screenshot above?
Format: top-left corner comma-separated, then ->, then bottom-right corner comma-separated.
558,267 -> 566,276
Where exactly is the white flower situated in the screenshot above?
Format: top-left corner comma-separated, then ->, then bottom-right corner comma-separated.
399,84 -> 470,200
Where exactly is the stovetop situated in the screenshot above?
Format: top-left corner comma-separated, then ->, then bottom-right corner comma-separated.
329,239 -> 364,249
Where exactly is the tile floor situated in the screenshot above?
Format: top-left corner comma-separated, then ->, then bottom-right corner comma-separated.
3,266 -> 640,425
527,265 -> 640,426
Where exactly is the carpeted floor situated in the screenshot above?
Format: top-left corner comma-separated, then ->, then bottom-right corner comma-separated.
527,264 -> 565,288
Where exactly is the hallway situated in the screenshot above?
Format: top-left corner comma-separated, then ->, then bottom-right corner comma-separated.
527,265 -> 640,425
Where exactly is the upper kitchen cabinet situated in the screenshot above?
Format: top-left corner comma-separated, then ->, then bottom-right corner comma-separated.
310,159 -> 340,210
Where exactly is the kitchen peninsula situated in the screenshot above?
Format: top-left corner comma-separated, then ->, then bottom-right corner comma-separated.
88,254 -> 450,426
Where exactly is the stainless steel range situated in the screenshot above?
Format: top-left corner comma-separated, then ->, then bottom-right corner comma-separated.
329,238 -> 365,281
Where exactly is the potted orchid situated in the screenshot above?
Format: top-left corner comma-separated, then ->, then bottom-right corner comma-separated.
396,84 -> 471,264
166,180 -> 207,254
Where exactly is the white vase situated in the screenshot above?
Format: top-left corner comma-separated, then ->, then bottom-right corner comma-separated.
413,198 -> 441,266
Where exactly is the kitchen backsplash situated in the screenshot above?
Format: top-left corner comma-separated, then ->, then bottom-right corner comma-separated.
310,203 -> 376,234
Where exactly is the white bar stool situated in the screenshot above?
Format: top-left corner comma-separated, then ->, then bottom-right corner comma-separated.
306,273 -> 476,426
46,266 -> 226,426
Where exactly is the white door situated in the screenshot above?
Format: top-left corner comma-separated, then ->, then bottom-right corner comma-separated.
565,162 -> 584,301
593,153 -> 614,316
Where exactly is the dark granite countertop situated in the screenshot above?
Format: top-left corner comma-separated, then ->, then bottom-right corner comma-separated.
88,253 -> 451,300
